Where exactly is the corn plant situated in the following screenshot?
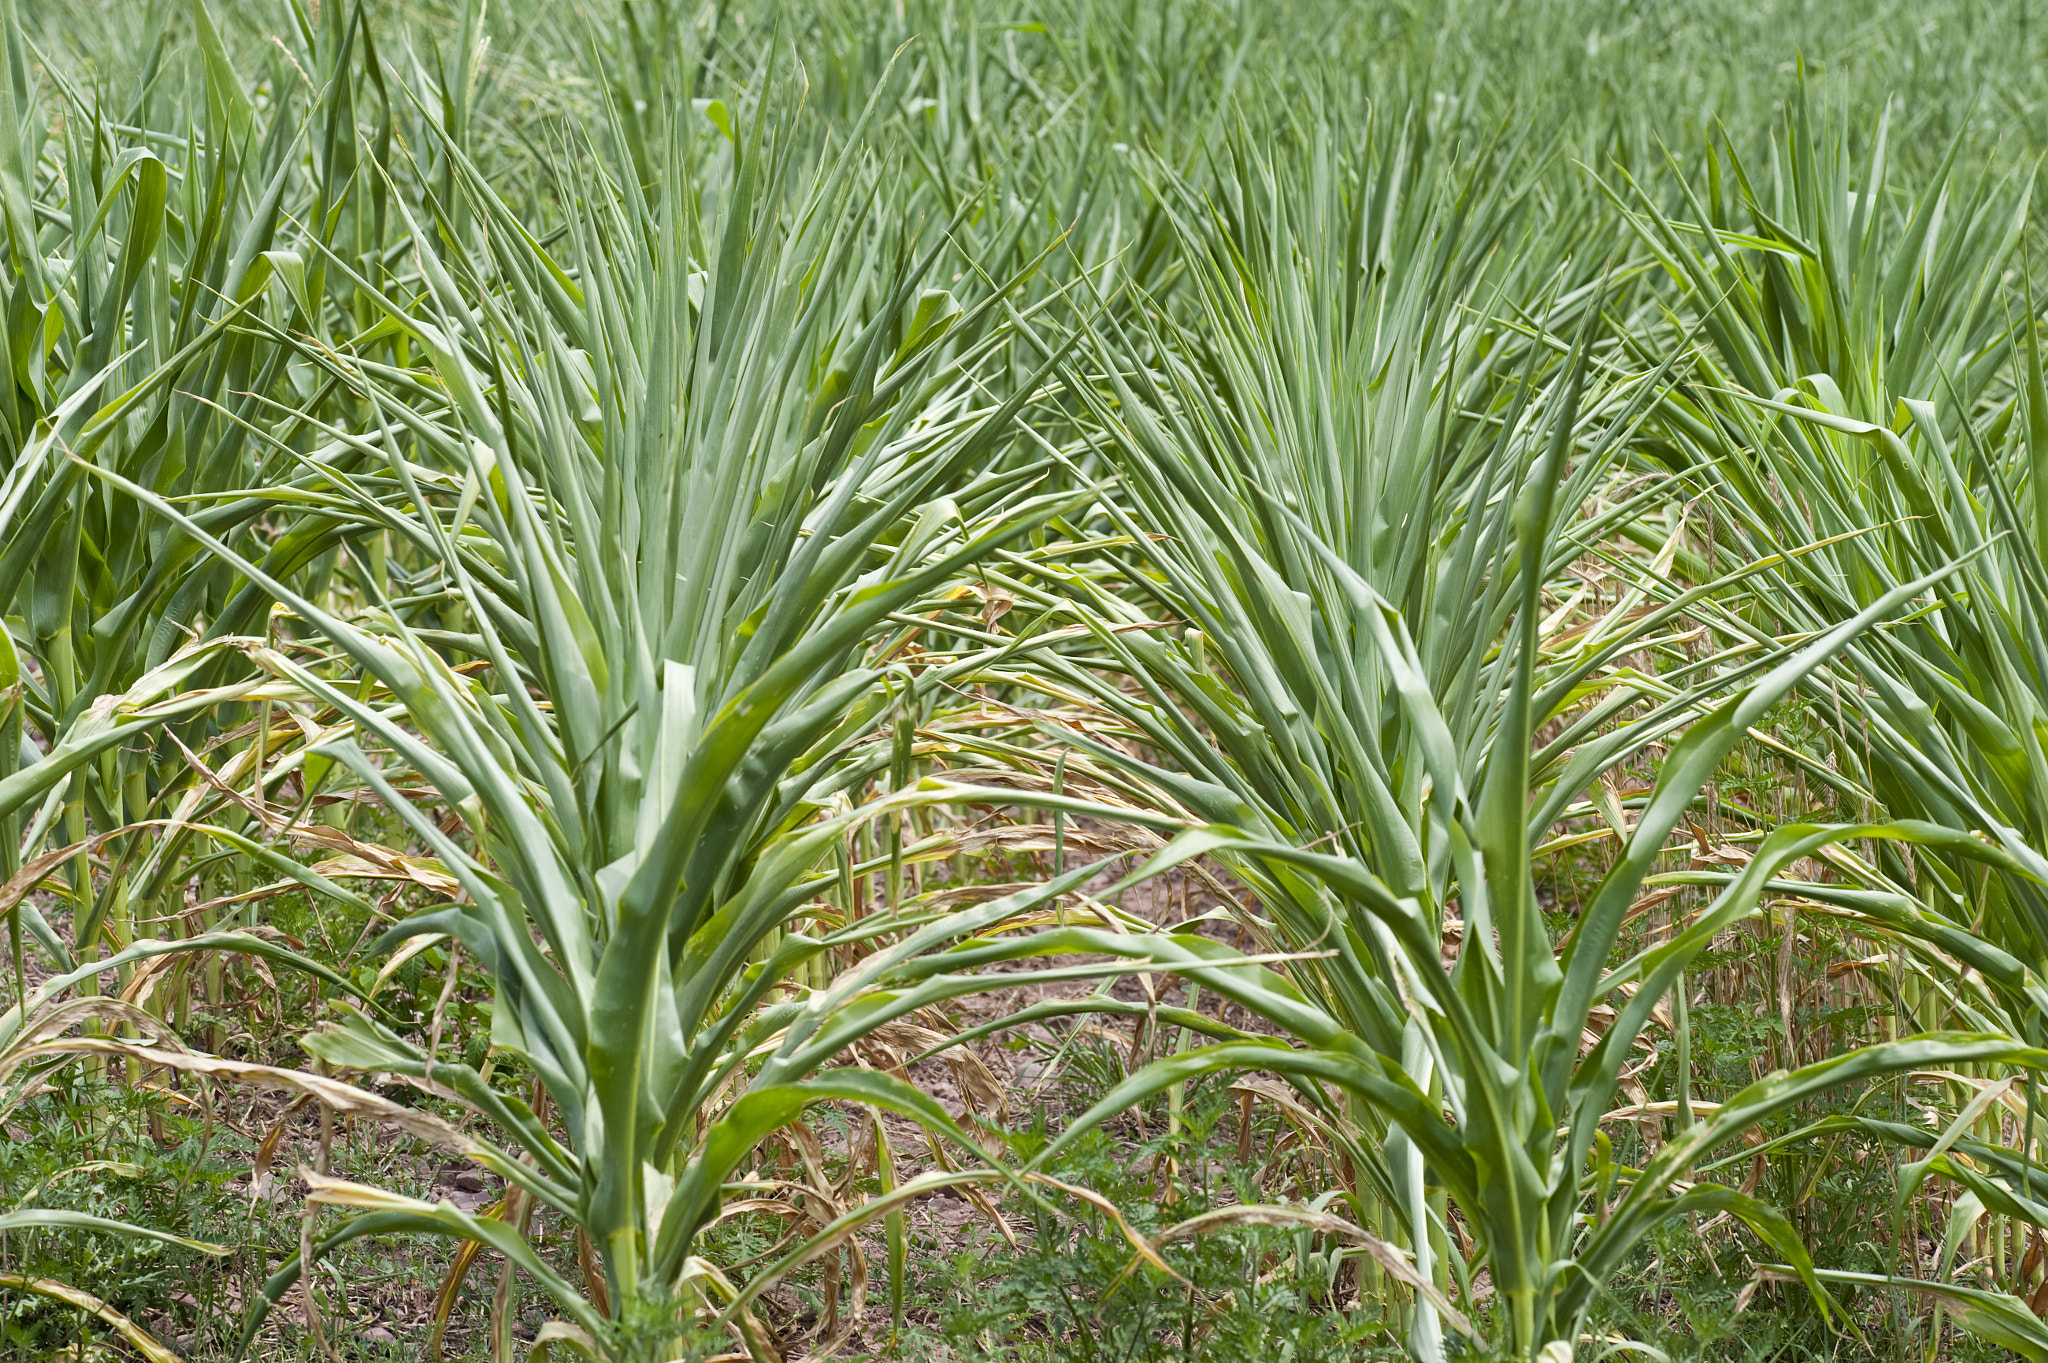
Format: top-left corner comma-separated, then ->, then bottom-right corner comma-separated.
42,41 -> 1231,1352
960,119 -> 2048,1360
1610,99 -> 2048,1343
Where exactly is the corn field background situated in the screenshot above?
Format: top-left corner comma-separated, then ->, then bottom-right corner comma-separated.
8,0 -> 2048,1359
